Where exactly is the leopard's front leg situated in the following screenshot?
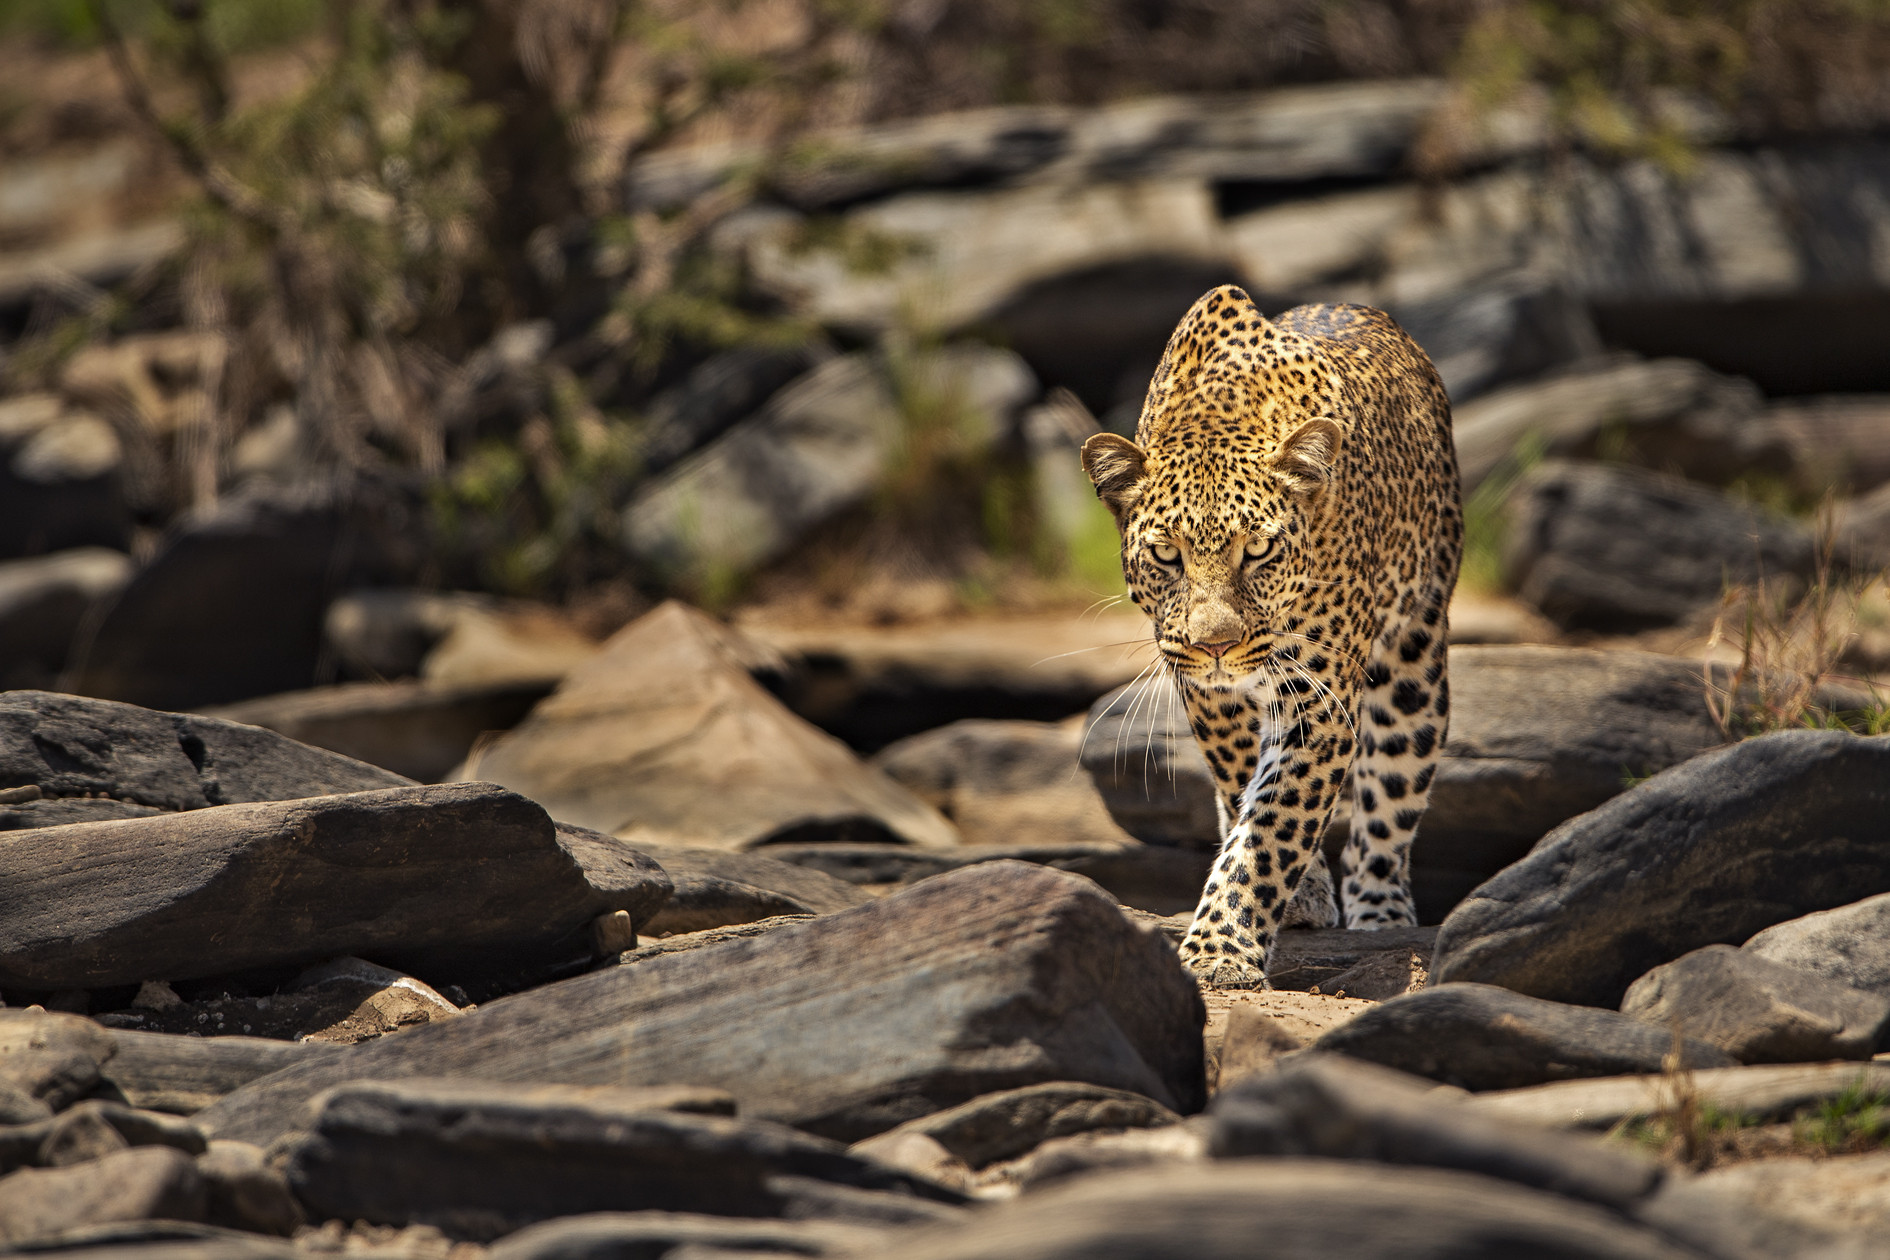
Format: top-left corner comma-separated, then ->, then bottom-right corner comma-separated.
1177,702 -> 1353,989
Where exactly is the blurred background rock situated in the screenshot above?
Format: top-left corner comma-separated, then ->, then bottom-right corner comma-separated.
2,0 -> 1889,808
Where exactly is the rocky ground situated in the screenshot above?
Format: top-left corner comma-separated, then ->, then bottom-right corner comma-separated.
5,601 -> 1890,1259
7,37 -> 1890,1260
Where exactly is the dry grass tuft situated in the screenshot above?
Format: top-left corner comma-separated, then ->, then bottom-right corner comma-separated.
1704,505 -> 1890,738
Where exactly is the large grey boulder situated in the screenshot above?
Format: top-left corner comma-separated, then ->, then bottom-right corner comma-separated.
1554,142 -> 1890,311
0,549 -> 132,689
631,842 -> 874,935
1211,1055 -> 1662,1212
1306,984 -> 1734,1091
627,82 -> 1463,214
733,182 -> 1230,336
0,1008 -> 115,1112
1083,646 -> 1733,921
622,348 -> 1034,580
0,1146 -> 206,1245
457,602 -> 958,850
1453,357 -> 1765,493
0,394 -> 131,562
1434,730 -> 1890,1008
637,343 -> 830,477
68,482 -> 423,712
857,1160 -> 1704,1260
0,783 -> 671,991
1385,282 -> 1601,402
0,690 -> 411,832
1502,460 -> 1813,632
872,719 -> 1137,849
1743,893 -> 1890,997
1619,945 -> 1890,1064
194,862 -> 1205,1148
276,1080 -> 952,1240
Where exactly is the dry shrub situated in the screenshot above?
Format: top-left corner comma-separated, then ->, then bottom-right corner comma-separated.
1704,506 -> 1890,737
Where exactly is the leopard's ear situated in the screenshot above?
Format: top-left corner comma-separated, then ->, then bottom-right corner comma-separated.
1266,417 -> 1343,499
1081,432 -> 1148,523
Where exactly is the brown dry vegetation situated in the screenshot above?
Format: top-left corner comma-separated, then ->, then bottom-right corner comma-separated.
6,0 -> 1890,608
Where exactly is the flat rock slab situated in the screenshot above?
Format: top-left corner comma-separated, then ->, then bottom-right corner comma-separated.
1467,1062 -> 1890,1131
854,1082 -> 1180,1171
864,1160 -> 1703,1260
0,1146 -> 205,1245
1211,1054 -> 1661,1213
747,611 -> 1151,753
1621,944 -> 1890,1063
278,1080 -> 910,1240
1452,356 -> 1763,494
67,483 -> 418,713
1308,982 -> 1735,1091
0,1009 -> 115,1111
195,862 -> 1206,1147
98,1031 -> 341,1116
1503,459 -> 1813,631
0,783 -> 671,990
872,719 -> 1138,849
0,690 -> 410,831
3,1100 -> 207,1174
631,843 -> 874,936
1669,1150 -> 1890,1237
208,678 -> 555,785
488,1212 -> 885,1260
768,841 -> 1213,917
0,548 -> 132,686
1744,892 -> 1890,997
0,1226 -> 294,1260
458,602 -> 958,850
624,348 -> 1034,579
1434,730 -> 1890,1008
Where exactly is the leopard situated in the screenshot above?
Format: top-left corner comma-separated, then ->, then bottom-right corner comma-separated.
1081,284 -> 1461,988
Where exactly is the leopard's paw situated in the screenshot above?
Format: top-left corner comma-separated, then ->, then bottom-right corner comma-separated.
1345,891 -> 1419,930
1178,939 -> 1271,991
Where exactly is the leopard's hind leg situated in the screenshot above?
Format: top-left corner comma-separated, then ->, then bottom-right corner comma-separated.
1342,584 -> 1451,928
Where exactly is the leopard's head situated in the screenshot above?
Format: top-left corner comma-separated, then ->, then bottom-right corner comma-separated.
1080,285 -> 1343,690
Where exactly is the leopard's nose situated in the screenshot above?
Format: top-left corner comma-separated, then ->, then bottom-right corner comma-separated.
1194,639 -> 1236,659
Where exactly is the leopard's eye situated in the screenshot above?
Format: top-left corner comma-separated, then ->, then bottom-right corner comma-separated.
1243,535 -> 1275,565
1150,543 -> 1181,566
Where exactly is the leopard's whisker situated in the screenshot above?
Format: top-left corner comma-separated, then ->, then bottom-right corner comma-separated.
1127,657 -> 1178,797
1029,638 -> 1158,669
1104,654 -> 1166,782
1103,656 -> 1160,768
1142,655 -> 1181,793
1272,630 -> 1371,675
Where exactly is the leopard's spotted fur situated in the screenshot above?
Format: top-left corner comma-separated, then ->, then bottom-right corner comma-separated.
1082,285 -> 1461,987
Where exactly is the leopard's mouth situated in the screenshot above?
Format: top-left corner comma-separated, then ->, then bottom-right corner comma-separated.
1161,638 -> 1271,685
